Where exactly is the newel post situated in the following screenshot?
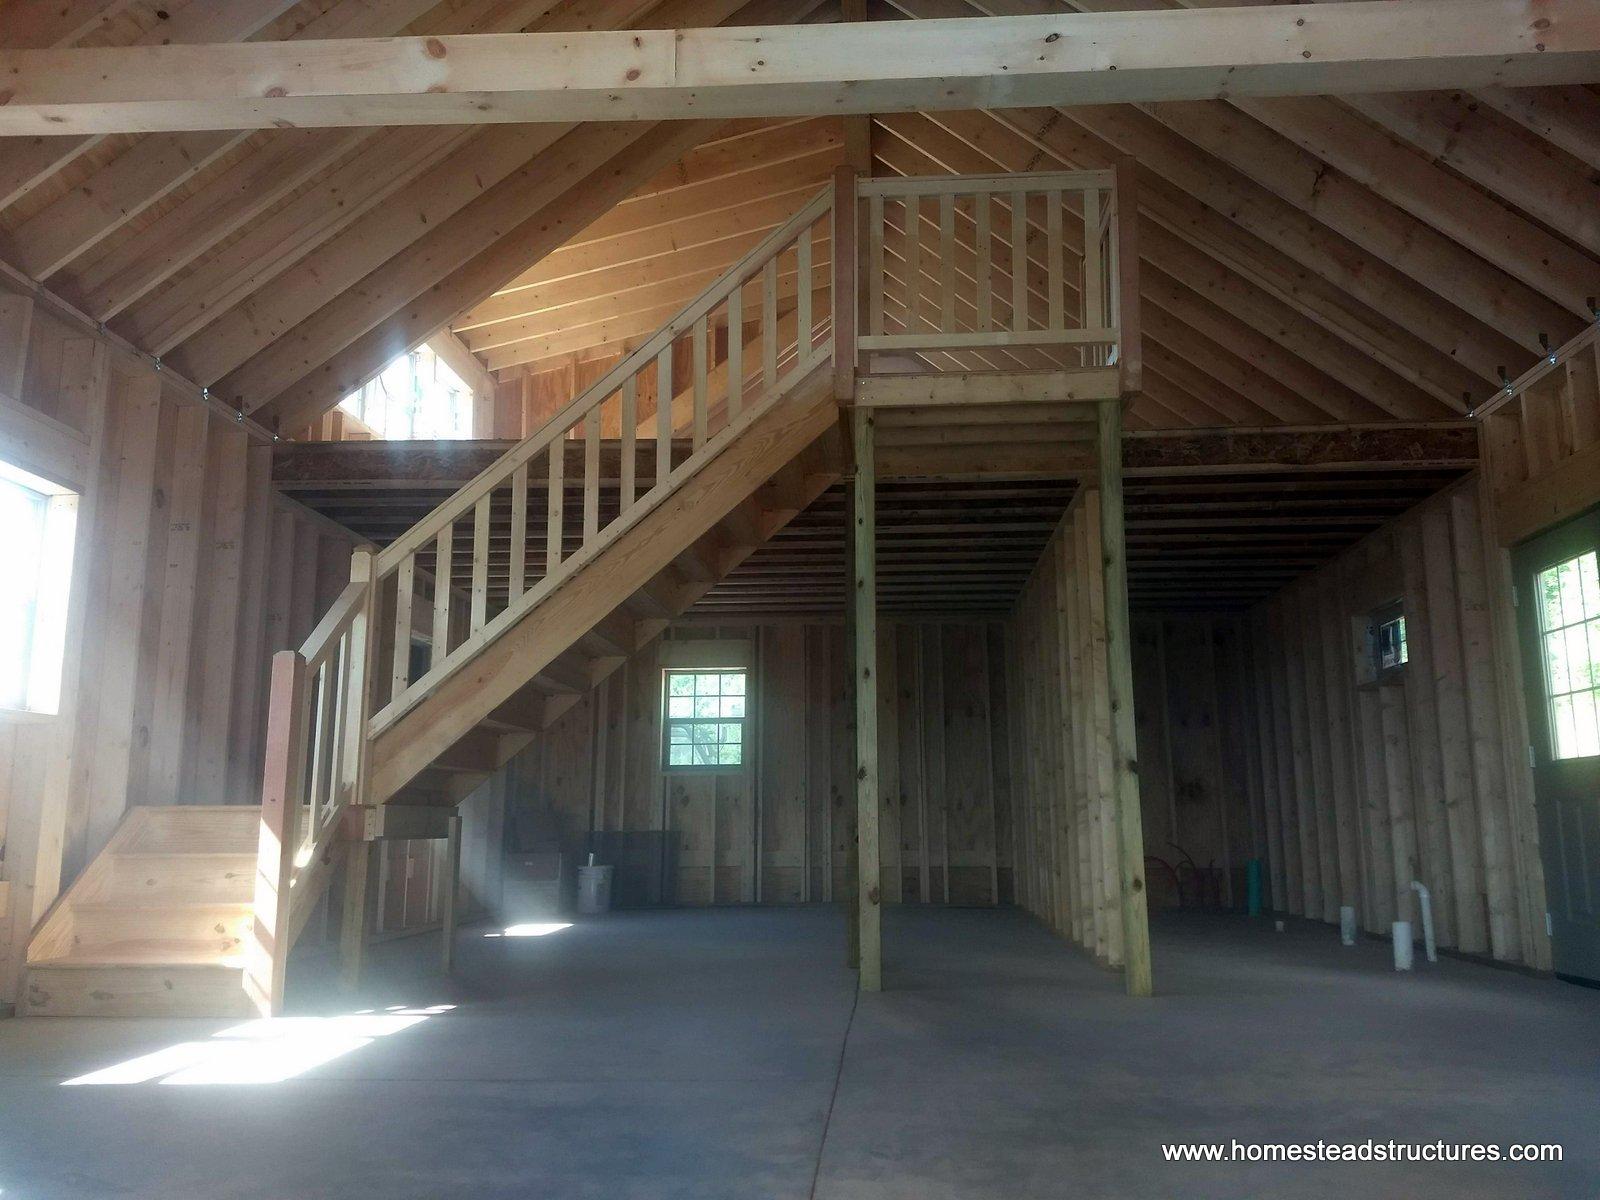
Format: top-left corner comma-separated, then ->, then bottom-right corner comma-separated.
832,165 -> 858,402
246,650 -> 309,1017
339,546 -> 380,990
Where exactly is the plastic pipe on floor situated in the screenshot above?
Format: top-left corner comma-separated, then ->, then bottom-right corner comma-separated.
1393,921 -> 1414,971
1411,881 -> 1438,963
1339,906 -> 1357,946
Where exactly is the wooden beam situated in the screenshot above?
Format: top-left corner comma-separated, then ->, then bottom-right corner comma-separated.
6,2 -> 1597,134
852,405 -> 882,992
428,330 -> 497,403
1096,400 -> 1152,996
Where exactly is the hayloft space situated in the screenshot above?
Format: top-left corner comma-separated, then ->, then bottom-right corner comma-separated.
0,1 -> 1597,1197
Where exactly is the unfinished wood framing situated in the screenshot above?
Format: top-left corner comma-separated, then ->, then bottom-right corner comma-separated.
1242,478 -> 1549,970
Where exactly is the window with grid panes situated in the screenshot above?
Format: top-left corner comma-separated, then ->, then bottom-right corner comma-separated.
663,669 -> 746,768
1536,549 -> 1600,760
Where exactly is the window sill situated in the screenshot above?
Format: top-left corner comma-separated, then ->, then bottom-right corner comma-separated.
0,706 -> 56,725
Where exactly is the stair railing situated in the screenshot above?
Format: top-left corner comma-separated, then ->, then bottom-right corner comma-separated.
245,548 -> 376,1016
364,185 -> 838,741
243,181 -> 843,1016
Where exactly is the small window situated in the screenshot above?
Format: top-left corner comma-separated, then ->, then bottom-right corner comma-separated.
1376,614 -> 1408,671
1368,602 -> 1407,677
1535,550 -> 1600,760
663,669 -> 746,768
339,343 -> 474,440
0,460 -> 77,715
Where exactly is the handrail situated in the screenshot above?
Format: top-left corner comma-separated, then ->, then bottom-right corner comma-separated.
246,548 -> 376,1016
376,189 -> 834,574
365,184 -> 838,742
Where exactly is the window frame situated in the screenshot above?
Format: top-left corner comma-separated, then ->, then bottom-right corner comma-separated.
1532,547 -> 1600,762
660,666 -> 749,772
1368,600 -> 1408,681
0,458 -> 79,719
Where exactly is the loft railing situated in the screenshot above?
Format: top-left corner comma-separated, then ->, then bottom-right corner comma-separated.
857,166 -> 1137,383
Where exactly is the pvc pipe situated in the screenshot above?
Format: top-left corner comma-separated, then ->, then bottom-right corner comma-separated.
1392,921 -> 1414,971
1411,881 -> 1438,963
1339,905 -> 1357,946
1246,859 -> 1263,917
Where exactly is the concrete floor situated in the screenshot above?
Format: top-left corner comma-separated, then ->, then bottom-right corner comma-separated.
0,906 -> 1594,1199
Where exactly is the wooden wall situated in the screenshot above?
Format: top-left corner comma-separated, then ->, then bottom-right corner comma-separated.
1241,477 -> 1551,970
1481,325 -> 1599,549
507,619 -> 1015,908
1009,490 -> 1129,966
1132,613 -> 1255,912
0,280 -> 362,1004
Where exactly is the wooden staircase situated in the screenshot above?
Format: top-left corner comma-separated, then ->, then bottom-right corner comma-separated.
23,807 -> 258,1016
24,178 -> 849,1017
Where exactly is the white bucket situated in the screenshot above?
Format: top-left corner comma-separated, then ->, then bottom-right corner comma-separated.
577,864 -> 614,915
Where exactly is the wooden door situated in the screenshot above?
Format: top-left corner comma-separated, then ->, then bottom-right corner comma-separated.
1514,504 -> 1600,983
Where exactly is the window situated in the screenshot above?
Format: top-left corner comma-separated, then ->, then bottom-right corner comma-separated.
1376,614 -> 1408,671
1368,602 -> 1407,677
1536,549 -> 1600,760
0,459 -> 77,714
663,670 -> 746,768
339,343 -> 474,440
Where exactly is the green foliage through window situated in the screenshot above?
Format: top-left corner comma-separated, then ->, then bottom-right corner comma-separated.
663,670 -> 746,768
1376,614 -> 1408,672
1536,550 -> 1600,760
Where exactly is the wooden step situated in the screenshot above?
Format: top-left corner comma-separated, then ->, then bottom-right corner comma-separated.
60,902 -> 252,963
118,806 -> 259,854
22,962 -> 254,1018
98,853 -> 256,904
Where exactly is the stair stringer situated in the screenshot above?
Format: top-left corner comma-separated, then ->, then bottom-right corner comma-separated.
412,412 -> 849,809
368,362 -> 841,806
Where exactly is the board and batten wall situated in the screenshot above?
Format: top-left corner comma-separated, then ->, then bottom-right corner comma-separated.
507,620 -> 1017,908
1006,488 -> 1241,968
1241,475 -> 1553,970
0,280 -> 364,1005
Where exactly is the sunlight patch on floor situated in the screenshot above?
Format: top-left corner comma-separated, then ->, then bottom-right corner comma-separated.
61,1005 -> 456,1086
483,922 -> 572,938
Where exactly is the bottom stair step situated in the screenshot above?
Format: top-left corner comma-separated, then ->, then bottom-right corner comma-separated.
22,962 -> 253,1018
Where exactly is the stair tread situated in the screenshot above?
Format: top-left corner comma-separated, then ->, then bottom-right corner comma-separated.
30,953 -> 246,968
73,900 -> 253,912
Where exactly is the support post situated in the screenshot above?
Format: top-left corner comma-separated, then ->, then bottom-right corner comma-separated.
442,812 -> 463,974
1096,399 -> 1153,996
853,406 -> 882,992
832,165 -> 858,402
1112,156 -> 1142,396
338,839 -> 376,990
843,467 -> 860,970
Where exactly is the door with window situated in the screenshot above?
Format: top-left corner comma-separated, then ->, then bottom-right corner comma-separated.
1514,504 -> 1600,983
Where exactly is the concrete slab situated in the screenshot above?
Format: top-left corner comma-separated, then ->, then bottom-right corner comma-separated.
0,906 -> 1592,1199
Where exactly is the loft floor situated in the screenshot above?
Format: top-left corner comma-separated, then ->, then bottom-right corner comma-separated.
0,907 -> 1592,1199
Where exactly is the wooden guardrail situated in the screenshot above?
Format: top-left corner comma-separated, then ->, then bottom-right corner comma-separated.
857,169 -> 1132,375
246,550 -> 376,1016
365,187 -> 837,739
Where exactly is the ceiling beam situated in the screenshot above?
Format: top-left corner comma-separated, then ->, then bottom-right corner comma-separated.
4,1 -> 1597,134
